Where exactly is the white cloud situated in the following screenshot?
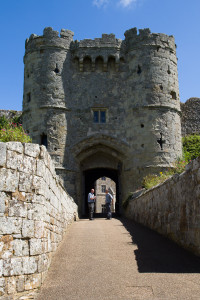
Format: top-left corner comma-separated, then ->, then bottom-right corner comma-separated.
93,0 -> 110,8
118,0 -> 137,7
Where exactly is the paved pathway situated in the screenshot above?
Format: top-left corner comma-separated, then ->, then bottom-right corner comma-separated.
36,218 -> 200,300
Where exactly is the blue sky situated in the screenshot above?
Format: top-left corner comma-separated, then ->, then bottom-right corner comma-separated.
0,0 -> 199,111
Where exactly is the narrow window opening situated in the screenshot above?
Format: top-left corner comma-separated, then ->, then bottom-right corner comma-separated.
160,85 -> 163,90
107,56 -> 116,72
83,56 -> 92,72
141,124 -> 144,128
100,111 -> 106,123
170,91 -> 177,100
167,66 -> 171,74
157,46 -> 161,52
40,49 -> 44,54
95,56 -> 104,72
73,57 -> 79,71
27,92 -> 31,102
137,65 -> 142,74
141,144 -> 144,148
41,133 -> 47,148
93,111 -> 99,123
101,185 -> 106,193
54,64 -> 60,74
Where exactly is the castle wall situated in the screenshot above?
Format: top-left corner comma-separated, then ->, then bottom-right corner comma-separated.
22,27 -> 182,211
181,98 -> 200,136
0,142 -> 77,298
125,156 -> 200,257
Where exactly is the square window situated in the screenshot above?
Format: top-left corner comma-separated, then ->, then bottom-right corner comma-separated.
92,109 -> 107,123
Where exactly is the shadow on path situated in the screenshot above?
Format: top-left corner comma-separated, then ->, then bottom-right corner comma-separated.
119,217 -> 200,273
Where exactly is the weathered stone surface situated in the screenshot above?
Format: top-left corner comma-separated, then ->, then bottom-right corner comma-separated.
22,220 -> 34,238
22,257 -> 37,274
24,274 -> 41,291
0,218 -> 22,235
24,143 -> 40,158
6,142 -> 23,154
0,142 -> 77,298
12,239 -> 29,257
3,257 -> 23,276
0,169 -> 19,192
7,277 -> 16,294
126,156 -> 200,256
16,275 -> 25,292
22,27 -> 182,216
0,143 -> 6,167
30,239 -> 42,255
8,200 -> 27,218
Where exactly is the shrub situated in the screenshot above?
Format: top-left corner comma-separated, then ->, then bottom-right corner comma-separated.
0,116 -> 31,143
182,134 -> 200,161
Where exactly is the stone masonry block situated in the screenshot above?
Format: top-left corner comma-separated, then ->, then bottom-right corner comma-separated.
36,159 -> 46,177
6,142 -> 23,153
22,219 -> 34,238
24,273 -> 41,291
3,257 -> 23,276
32,176 -> 46,196
7,150 -> 23,171
19,172 -> 33,192
7,277 -> 16,294
0,169 -> 19,192
0,217 -> 22,235
8,200 -> 27,218
0,259 -> 3,276
38,254 -> 50,273
35,221 -> 45,238
0,277 -> 5,297
22,155 -> 36,174
12,239 -> 29,256
22,257 -> 38,274
27,203 -> 46,221
30,238 -> 43,255
0,142 -> 6,166
16,275 -> 25,292
24,143 -> 40,158
0,192 -> 7,214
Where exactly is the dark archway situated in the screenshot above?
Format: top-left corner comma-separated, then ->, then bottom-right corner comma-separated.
83,168 -> 120,218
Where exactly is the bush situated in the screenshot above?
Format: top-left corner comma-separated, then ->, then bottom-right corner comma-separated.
182,134 -> 200,161
0,116 -> 31,143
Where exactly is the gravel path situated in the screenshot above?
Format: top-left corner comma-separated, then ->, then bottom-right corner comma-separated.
35,218 -> 200,300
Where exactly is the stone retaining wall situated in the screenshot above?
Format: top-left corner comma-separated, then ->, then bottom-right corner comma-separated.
0,142 -> 78,298
126,157 -> 200,256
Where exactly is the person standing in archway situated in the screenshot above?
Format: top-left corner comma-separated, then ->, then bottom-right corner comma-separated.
88,189 -> 96,220
105,189 -> 113,220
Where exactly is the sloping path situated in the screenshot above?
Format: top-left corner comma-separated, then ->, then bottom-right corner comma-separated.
36,218 -> 200,300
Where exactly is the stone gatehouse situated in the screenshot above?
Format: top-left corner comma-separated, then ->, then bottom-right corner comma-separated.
22,27 -> 182,216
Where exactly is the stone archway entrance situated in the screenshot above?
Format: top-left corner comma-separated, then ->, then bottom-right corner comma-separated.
83,167 -> 119,217
72,134 -> 129,217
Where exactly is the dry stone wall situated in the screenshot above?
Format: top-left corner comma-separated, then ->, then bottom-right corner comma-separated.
125,157 -> 200,256
0,142 -> 78,298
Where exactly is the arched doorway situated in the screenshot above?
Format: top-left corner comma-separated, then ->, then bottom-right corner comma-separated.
83,168 -> 119,217
72,134 -> 129,217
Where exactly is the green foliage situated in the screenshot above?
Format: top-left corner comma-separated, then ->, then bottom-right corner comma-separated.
142,159 -> 189,190
0,115 -> 31,143
182,134 -> 200,161
142,134 -> 200,190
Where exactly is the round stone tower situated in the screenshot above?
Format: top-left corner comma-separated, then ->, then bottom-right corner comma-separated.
23,27 -> 182,215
